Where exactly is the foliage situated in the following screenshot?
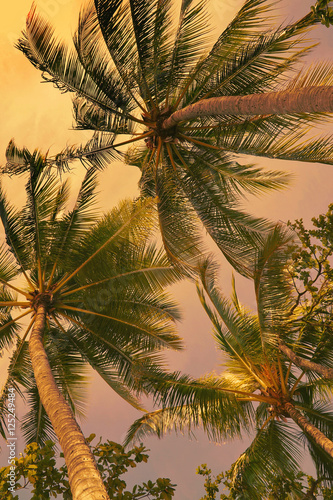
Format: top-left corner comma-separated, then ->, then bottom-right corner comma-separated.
124,214 -> 333,498
15,0 -> 333,275
196,463 -> 333,499
0,434 -> 176,499
311,1 -> 333,27
287,203 -> 333,323
0,144 -> 182,446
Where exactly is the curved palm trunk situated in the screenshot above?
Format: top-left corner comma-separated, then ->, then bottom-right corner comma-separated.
28,302 -> 109,500
284,401 -> 333,459
163,86 -> 333,128
279,342 -> 333,379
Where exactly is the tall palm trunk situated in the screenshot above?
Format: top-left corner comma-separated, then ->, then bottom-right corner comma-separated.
28,301 -> 109,500
284,401 -> 333,459
163,86 -> 333,128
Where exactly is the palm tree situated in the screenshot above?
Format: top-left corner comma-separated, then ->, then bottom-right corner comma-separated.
0,142 -> 182,500
16,0 -> 333,275
124,225 -> 333,498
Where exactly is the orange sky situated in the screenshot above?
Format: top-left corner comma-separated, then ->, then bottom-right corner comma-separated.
1,1 -> 333,498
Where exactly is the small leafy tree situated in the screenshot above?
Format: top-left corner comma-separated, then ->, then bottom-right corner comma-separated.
0,434 -> 176,499
278,204 -> 333,380
196,463 -> 333,499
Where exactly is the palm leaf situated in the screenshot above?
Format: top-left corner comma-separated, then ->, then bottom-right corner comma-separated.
228,419 -> 302,499
252,225 -> 295,335
18,6 -> 137,124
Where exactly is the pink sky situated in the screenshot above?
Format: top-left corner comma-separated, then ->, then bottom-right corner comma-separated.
0,1 -> 333,498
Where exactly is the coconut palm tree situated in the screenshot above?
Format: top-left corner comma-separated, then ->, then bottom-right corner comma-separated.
0,142 -> 182,500
17,0 -> 333,275
124,225 -> 333,498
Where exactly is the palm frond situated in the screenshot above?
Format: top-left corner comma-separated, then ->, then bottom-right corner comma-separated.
21,382 -> 56,445
46,167 -> 99,286
94,0 -> 145,107
0,243 -> 21,290
165,0 -> 211,106
74,2 -> 135,111
217,117 -> 333,166
18,5 -> 137,124
124,399 -> 247,447
0,182 -> 33,287
185,0 -> 319,106
57,326 -> 145,411
228,419 -> 302,499
252,224 -> 295,334
55,131 -> 120,172
141,370 -> 255,434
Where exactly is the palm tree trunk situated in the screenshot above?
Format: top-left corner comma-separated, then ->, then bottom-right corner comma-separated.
163,86 -> 333,128
28,302 -> 109,500
279,342 -> 333,379
284,401 -> 333,459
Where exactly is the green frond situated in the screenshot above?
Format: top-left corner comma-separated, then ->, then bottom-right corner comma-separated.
55,132 -> 120,172
18,5 -> 137,126
153,167 -> 207,274
21,382 -> 56,445
197,269 -> 265,380
73,98 -> 136,135
124,400 -> 247,447
94,0 -> 145,107
229,420 -> 301,499
172,135 -> 291,195
0,291 -> 21,351
252,224 -> 295,333
190,28 -> 313,104
46,167 -> 99,285
218,118 -> 333,166
0,244 -> 21,289
142,370 -> 255,432
60,299 -> 182,353
178,0 -> 273,107
74,3 -> 136,113
0,182 -> 33,286
1,139 -> 33,176
287,60 -> 333,90
58,326 -> 145,411
168,143 -> 272,276
166,0 -> 212,106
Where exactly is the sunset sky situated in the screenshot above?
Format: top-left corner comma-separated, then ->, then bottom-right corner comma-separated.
1,1 -> 333,498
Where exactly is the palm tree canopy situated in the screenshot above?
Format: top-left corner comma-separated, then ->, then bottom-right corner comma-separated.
17,0 -> 333,274
0,141 -> 183,445
124,224 -> 333,498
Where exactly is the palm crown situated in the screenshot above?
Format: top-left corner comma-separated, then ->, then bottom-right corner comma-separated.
124,225 -> 333,498
16,0 -> 333,274
0,141 -> 182,446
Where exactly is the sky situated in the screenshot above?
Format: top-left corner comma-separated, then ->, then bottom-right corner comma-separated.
0,0 -> 333,498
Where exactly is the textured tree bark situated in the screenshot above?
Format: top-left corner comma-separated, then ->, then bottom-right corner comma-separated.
163,86 -> 333,128
284,401 -> 333,458
28,302 -> 109,500
279,342 -> 333,379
